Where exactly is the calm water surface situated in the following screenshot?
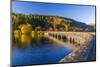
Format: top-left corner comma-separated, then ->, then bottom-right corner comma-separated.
11,33 -> 73,66
12,40 -> 72,66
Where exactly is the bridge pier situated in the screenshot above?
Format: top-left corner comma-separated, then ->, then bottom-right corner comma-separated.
45,32 -> 92,49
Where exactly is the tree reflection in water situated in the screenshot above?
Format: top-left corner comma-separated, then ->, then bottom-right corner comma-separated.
12,30 -> 47,49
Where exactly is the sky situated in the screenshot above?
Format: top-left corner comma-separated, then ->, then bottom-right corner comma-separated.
12,1 -> 96,24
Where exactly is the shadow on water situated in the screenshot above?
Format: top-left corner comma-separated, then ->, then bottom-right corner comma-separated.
87,35 -> 96,61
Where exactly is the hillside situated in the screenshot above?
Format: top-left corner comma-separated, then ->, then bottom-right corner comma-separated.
12,13 -> 95,32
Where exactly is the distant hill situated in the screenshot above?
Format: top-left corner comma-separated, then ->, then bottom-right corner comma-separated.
60,17 -> 95,32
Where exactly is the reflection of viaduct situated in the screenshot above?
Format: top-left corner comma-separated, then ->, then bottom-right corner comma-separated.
44,32 -> 94,63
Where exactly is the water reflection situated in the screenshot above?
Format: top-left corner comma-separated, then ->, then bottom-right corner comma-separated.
12,30 -> 56,48
13,30 -> 62,49
12,31 -> 73,65
21,34 -> 31,46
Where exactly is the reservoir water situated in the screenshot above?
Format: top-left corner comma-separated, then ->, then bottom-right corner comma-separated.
11,37 -> 72,66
